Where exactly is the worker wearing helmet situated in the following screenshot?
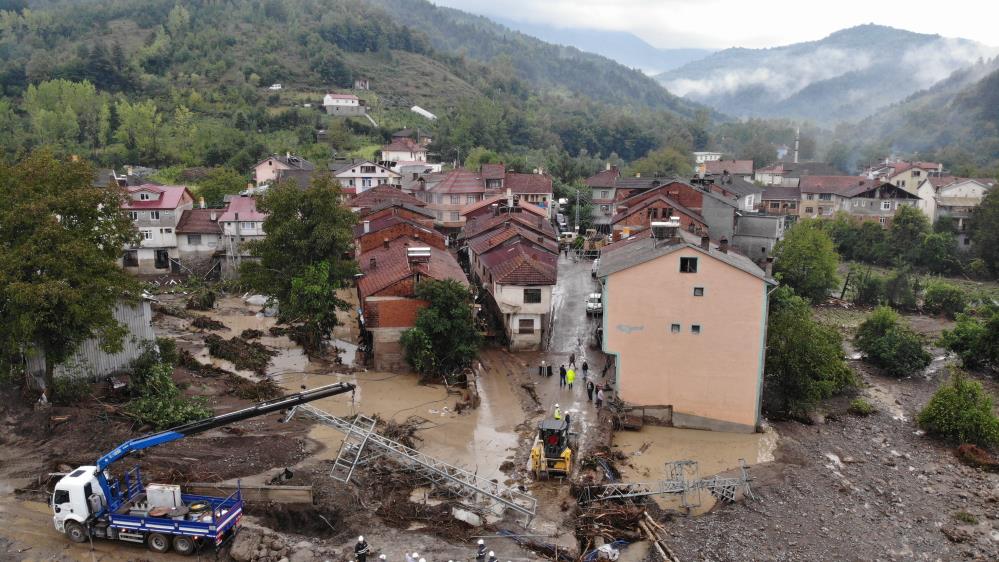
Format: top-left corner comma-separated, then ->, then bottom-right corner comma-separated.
487,551 -> 499,562
476,538 -> 487,561
355,536 -> 370,562
379,556 -> 386,561
553,404 -> 562,420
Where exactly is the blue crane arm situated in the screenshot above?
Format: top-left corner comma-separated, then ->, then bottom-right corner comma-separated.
93,382 -> 355,510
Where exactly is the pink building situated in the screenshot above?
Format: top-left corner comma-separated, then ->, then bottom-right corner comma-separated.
596,227 -> 775,432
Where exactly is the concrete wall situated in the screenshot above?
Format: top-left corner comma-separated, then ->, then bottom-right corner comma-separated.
325,105 -> 366,116
371,327 -> 409,371
26,300 -> 156,383
701,197 -> 736,241
603,249 -> 766,432
122,247 -> 178,275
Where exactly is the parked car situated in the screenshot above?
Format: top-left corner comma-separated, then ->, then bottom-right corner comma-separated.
591,258 -> 601,277
586,292 -> 603,315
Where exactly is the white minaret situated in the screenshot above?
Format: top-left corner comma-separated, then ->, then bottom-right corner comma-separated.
793,128 -> 800,164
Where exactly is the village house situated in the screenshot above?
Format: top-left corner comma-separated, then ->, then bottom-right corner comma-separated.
381,137 -> 428,164
759,186 -> 801,216
392,128 -> 432,146
330,160 -> 402,193
606,179 -> 740,243
504,172 -> 555,217
477,243 -> 558,350
610,190 -> 708,238
349,184 -> 427,213
753,164 -> 787,186
883,161 -> 944,193
355,215 -> 447,255
356,202 -> 437,230
597,222 -> 775,433
218,196 -> 267,278
702,172 -> 762,212
121,184 -> 195,275
461,206 -> 558,246
408,169 -> 487,230
799,176 -> 921,226
585,167 -> 686,233
323,92 -> 366,116
916,176 -> 995,248
460,192 -> 548,223
732,214 -> 792,262
702,159 -> 754,181
175,208 -> 223,275
253,154 -> 316,185
693,151 -> 723,164
356,235 -> 468,371
353,78 -> 370,90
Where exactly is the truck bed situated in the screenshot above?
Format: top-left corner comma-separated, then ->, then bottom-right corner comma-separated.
109,491 -> 242,542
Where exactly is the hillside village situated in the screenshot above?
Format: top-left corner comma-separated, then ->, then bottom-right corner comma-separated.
2,2 -> 999,562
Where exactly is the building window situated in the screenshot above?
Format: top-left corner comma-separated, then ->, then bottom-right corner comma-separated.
523,288 -> 542,303
964,237 -> 971,245
448,195 -> 460,205
127,211 -> 138,220
140,230 -> 152,240
139,192 -> 151,200
670,324 -> 680,333
601,205 -> 609,212
693,287 -> 704,296
691,324 -> 701,335
601,190 -> 609,199
450,211 -> 459,222
122,250 -> 138,267
770,202 -> 780,209
805,194 -> 814,200
188,234 -> 202,245
881,201 -> 891,211
518,318 -> 535,334
879,216 -> 888,226
486,179 -> 502,188
361,165 -> 376,173
789,203 -> 796,209
467,195 -> 476,204
150,211 -> 160,220
680,257 -> 697,273
804,207 -> 814,214
362,178 -> 372,187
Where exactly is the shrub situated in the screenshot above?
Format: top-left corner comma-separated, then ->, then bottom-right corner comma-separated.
952,511 -> 978,525
852,271 -> 885,306
883,268 -> 920,311
848,398 -> 875,416
49,376 -> 92,405
855,306 -> 931,377
939,312 -> 999,372
923,281 -> 967,319
186,288 -> 216,310
125,361 -> 210,429
917,370 -> 999,448
156,337 -> 178,366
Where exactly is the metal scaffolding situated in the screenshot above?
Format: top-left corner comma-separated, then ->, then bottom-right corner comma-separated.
297,405 -> 538,521
577,459 -> 755,508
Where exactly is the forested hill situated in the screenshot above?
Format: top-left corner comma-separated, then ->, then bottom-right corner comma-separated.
0,0 -> 710,174
837,57 -> 999,176
365,0 -> 705,116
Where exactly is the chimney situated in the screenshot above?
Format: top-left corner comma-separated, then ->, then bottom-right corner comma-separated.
369,257 -> 377,269
407,246 -> 431,268
363,220 -> 370,233
506,187 -> 513,208
765,256 -> 774,277
719,237 -> 729,253
700,235 -> 710,250
235,212 -> 239,221
635,172 -> 641,178
606,162 -> 611,171
382,238 -> 389,249
286,151 -> 291,159
210,211 -> 218,221
199,196 -> 206,209
125,165 -> 133,175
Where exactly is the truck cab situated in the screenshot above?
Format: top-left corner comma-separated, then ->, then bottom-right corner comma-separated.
52,466 -> 106,536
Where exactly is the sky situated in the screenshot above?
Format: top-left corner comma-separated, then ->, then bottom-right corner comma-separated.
433,0 -> 998,50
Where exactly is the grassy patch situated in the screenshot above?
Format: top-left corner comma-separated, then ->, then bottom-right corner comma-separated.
848,398 -> 875,416
952,511 -> 978,525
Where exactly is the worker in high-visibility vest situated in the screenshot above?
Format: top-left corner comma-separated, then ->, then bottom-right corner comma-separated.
553,404 -> 562,420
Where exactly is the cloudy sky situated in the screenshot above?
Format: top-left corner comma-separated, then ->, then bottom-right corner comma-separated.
433,0 -> 997,49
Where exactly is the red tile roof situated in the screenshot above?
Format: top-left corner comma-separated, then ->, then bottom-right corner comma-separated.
704,160 -> 754,176
218,196 -> 267,222
122,184 -> 193,210
468,224 -> 559,256
427,169 -> 484,194
176,209 -> 221,234
382,137 -> 426,154
890,161 -> 942,175
504,173 -> 553,194
610,194 -> 704,225
799,176 -> 880,196
584,167 -> 620,187
462,211 -> 556,241
353,214 -> 444,242
357,236 -> 467,298
459,194 -> 548,218
349,184 -> 426,209
481,163 -> 506,180
480,245 -> 557,286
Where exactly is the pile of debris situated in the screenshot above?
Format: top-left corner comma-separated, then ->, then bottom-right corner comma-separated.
185,288 -> 217,311
230,523 -> 340,562
205,334 -> 277,375
191,316 -> 227,331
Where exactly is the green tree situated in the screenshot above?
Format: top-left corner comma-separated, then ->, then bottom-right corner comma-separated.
889,205 -> 931,265
0,150 -> 138,389
919,232 -> 959,274
969,188 -> 999,277
763,287 -> 854,418
772,220 -> 840,302
917,370 -> 999,447
114,99 -> 164,162
854,306 -> 931,377
464,146 -> 502,170
240,176 -> 357,348
196,167 -> 245,208
628,147 -> 691,178
939,311 -> 999,372
922,280 -> 967,319
401,279 -> 480,378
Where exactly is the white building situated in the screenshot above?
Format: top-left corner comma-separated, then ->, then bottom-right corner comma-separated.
253,154 -> 315,185
330,160 -> 402,193
916,177 -> 995,248
219,196 -> 267,278
381,138 -> 428,164
693,151 -> 724,164
323,93 -> 366,116
121,185 -> 195,274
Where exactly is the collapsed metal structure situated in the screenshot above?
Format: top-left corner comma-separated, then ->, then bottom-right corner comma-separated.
296,405 -> 538,521
577,459 -> 755,509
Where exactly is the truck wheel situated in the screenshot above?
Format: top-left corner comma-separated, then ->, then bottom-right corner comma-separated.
64,521 -> 88,543
173,535 -> 196,556
147,532 -> 171,553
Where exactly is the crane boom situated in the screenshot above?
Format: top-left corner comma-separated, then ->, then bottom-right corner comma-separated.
97,382 -> 355,470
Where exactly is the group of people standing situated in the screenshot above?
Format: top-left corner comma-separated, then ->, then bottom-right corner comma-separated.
353,537 -> 505,561
553,352 -> 608,407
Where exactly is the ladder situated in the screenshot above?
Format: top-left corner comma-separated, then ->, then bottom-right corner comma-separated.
298,405 -> 537,521
330,415 -> 377,483
578,459 -> 754,507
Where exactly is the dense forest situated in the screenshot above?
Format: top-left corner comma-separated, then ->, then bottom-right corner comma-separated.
0,0 -> 715,180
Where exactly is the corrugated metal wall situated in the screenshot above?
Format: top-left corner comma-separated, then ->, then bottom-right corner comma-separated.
26,300 -> 156,381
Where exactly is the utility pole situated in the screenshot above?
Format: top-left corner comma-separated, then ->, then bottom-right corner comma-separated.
574,188 -> 580,233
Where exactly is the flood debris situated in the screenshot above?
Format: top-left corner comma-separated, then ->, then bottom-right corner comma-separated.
152,302 -> 190,319
241,328 -> 265,339
191,316 -> 227,331
955,443 -> 999,472
185,288 -> 217,310
205,333 -> 277,375
377,415 -> 429,449
520,383 -> 540,405
497,529 -> 575,561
